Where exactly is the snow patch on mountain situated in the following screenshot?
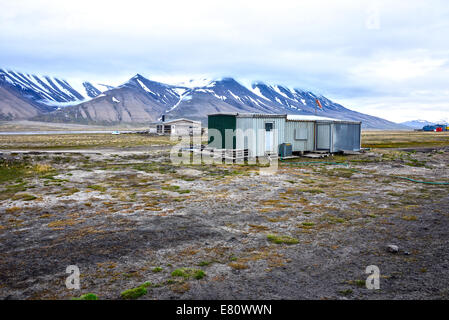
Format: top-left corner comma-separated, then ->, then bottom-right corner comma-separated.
167,93 -> 192,112
0,68 -> 113,106
137,79 -> 156,95
176,78 -> 212,88
249,85 -> 269,100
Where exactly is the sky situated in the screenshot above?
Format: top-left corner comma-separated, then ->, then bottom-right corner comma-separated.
1,0 -> 449,122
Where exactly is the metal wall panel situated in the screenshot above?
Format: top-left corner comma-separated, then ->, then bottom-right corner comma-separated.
316,123 -> 331,150
208,114 -> 236,148
236,117 -> 285,157
284,121 -> 315,152
332,123 -> 361,152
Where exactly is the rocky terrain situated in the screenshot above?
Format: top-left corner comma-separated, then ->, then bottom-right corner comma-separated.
0,132 -> 448,300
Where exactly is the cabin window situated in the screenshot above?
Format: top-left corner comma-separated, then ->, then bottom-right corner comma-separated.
265,122 -> 273,131
294,128 -> 308,140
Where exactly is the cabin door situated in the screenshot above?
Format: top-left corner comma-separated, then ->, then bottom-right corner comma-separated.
316,123 -> 331,150
265,122 -> 274,153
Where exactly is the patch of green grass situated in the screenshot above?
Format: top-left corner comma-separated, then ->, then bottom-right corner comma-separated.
6,182 -> 28,192
162,185 -> 191,193
322,215 -> 346,224
267,234 -> 299,245
319,167 -> 354,178
297,188 -> 324,194
354,280 -> 365,287
120,283 -> 150,299
0,164 -> 28,183
197,261 -> 213,267
171,268 -> 206,280
162,185 -> 180,191
302,222 -> 315,227
11,193 -> 37,201
299,222 -> 315,229
88,185 -> 107,192
338,289 -> 353,296
152,267 -> 163,273
123,272 -> 137,278
40,173 -> 58,180
347,279 -> 366,288
71,293 -> 98,300
141,281 -> 152,288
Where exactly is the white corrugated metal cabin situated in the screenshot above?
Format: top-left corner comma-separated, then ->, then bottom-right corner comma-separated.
208,113 -> 361,157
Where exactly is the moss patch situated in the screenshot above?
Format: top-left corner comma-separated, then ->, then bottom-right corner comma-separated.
267,234 -> 299,245
71,293 -> 98,300
171,268 -> 206,280
120,282 -> 151,299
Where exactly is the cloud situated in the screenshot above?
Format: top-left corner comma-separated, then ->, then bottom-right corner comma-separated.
351,58 -> 447,82
1,0 -> 449,122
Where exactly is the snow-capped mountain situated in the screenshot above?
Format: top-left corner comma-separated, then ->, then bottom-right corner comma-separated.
0,69 -> 407,128
82,82 -> 114,99
0,69 -> 113,120
34,74 -> 406,129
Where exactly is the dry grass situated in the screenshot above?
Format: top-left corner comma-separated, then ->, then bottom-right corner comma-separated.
0,133 -> 175,150
170,282 -> 191,294
228,262 -> 249,270
5,206 -> 21,214
48,219 -> 84,229
33,164 -> 53,174
0,130 -> 447,300
402,215 -> 418,221
362,131 -> 449,148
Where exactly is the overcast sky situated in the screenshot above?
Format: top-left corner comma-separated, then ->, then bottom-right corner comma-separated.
1,0 -> 449,122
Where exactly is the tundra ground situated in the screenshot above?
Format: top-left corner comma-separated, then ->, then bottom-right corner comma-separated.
0,132 -> 448,300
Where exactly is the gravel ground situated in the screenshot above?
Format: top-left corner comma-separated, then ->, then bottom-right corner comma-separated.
0,146 -> 448,300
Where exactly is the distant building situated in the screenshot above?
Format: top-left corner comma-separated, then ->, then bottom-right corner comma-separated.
150,118 -> 202,136
423,124 -> 447,132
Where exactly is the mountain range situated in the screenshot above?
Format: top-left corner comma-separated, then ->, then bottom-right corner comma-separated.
0,69 -> 408,129
400,119 -> 449,129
